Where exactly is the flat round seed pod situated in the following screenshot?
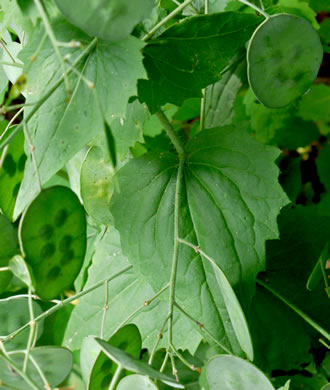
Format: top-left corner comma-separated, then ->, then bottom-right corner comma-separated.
20,186 -> 86,300
247,14 -> 323,108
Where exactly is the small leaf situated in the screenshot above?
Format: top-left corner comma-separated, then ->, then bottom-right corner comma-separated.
298,85 -> 330,122
201,355 -> 275,390
0,346 -> 72,388
80,146 -> 114,225
0,297 -> 44,351
94,338 -> 184,388
117,375 -> 158,389
247,14 -> 323,108
9,255 -> 35,290
139,12 -> 261,113
87,324 -> 142,389
20,186 -> 86,300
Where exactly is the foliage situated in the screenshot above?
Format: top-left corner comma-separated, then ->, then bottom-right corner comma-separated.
0,0 -> 329,389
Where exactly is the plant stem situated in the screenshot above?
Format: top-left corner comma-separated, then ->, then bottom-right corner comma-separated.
170,353 -> 179,381
0,107 -> 24,142
0,61 -> 23,68
237,0 -> 269,18
1,265 -> 132,344
111,283 -> 170,336
29,355 -> 50,389
170,343 -> 199,372
33,0 -> 71,94
0,267 -> 10,272
257,279 -> 330,341
23,288 -> 35,372
143,0 -> 194,41
148,314 -> 170,365
0,38 -> 98,151
156,109 -> 185,158
174,301 -> 232,354
0,40 -> 17,63
109,365 -> 122,390
168,159 -> 184,347
160,351 -> 170,372
100,280 -> 109,339
0,341 -> 39,390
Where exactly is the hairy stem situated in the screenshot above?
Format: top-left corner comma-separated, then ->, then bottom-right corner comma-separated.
156,109 -> 185,158
1,265 -> 132,344
143,0 -> 194,41
23,288 -> 36,372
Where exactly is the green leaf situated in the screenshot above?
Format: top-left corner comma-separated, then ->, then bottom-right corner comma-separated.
205,57 -> 247,128
55,0 -> 154,41
0,128 -> 26,220
277,380 -> 291,390
111,126 -> 288,355
9,255 -> 35,290
14,20 -> 146,218
247,14 -> 323,108
0,297 -> 44,351
201,355 -> 275,390
87,324 -> 142,389
94,338 -> 183,388
0,346 -> 72,389
0,214 -> 19,293
249,285 -> 312,372
309,0 -> 330,12
298,85 -> 330,122
138,12 -> 261,113
319,18 -> 330,53
64,226 -> 202,354
278,0 -> 319,30
261,206 -> 330,337
20,186 -> 86,300
117,375 -> 158,389
80,146 -> 114,226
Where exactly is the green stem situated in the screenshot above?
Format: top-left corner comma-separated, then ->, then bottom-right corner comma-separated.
0,341 -> 39,390
143,0 -> 194,41
160,351 -> 169,373
0,61 -> 23,68
0,107 -> 24,142
257,279 -> 330,341
237,0 -> 269,18
168,159 -> 184,346
156,109 -> 185,158
0,38 -> 98,151
29,355 -> 50,389
1,265 -> 132,344
148,314 -> 170,365
109,365 -> 122,390
0,40 -> 17,63
23,288 -> 35,373
174,301 -> 232,354
111,283 -> 170,336
170,344 -> 199,372
33,0 -> 71,93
